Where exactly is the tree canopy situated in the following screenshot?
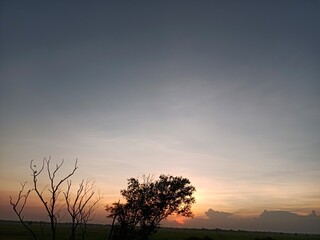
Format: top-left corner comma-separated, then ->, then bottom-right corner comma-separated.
106,175 -> 196,240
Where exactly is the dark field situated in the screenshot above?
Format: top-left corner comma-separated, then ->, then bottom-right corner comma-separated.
0,220 -> 319,240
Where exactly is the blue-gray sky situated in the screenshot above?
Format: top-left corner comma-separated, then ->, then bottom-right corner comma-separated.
1,0 -> 320,231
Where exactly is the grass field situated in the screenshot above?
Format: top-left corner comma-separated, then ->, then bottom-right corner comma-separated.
0,220 -> 319,240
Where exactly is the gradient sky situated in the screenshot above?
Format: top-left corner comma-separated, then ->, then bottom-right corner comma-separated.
1,0 -> 320,227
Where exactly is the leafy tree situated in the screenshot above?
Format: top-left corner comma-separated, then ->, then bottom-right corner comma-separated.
106,175 -> 196,240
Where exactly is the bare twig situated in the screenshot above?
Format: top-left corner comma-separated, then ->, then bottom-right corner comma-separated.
64,178 -> 101,240
9,182 -> 37,240
31,157 -> 78,240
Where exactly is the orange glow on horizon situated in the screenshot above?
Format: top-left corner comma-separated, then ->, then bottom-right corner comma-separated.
170,215 -> 187,225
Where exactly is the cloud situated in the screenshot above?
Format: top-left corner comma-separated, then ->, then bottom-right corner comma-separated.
180,209 -> 320,234
205,209 -> 233,219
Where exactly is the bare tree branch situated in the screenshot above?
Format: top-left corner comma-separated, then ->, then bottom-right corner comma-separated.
31,157 -> 78,240
9,182 -> 37,240
64,178 -> 101,240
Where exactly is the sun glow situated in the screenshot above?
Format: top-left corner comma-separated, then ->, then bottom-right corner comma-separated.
174,215 -> 187,225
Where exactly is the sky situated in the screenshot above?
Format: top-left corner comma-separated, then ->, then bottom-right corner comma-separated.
1,0 -> 320,233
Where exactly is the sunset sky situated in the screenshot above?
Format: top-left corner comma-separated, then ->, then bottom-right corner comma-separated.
1,0 -> 320,230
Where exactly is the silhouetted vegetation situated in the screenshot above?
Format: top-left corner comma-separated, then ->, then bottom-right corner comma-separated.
30,158 -> 78,240
64,179 -> 101,240
9,182 -> 37,239
9,157 -> 100,240
106,175 -> 196,240
2,221 -> 320,240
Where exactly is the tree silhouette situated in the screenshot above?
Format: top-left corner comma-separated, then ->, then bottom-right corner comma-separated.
9,182 -> 37,240
106,175 -> 196,240
64,179 -> 101,240
10,157 -> 102,240
30,157 -> 78,240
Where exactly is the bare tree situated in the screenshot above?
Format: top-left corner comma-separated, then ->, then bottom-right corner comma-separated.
78,189 -> 101,240
64,178 -> 101,240
9,182 -> 37,240
30,157 -> 78,240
